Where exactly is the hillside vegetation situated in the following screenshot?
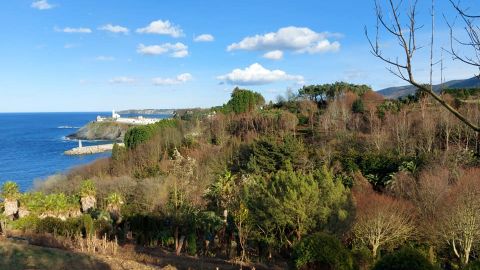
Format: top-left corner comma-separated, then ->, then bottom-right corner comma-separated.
2,84 -> 480,269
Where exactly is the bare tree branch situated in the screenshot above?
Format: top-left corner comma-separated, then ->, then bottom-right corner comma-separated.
366,0 -> 480,133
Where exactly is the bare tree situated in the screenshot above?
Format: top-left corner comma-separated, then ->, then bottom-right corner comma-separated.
446,0 -> 480,73
365,0 -> 480,151
352,188 -> 416,258
437,169 -> 480,266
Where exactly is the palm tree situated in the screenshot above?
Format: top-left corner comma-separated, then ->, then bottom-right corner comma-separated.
79,180 -> 96,213
1,181 -> 20,218
106,192 -> 124,224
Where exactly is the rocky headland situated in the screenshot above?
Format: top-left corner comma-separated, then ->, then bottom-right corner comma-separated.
67,122 -> 130,141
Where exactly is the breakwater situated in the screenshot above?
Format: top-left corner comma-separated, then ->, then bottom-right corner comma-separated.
64,143 -> 124,155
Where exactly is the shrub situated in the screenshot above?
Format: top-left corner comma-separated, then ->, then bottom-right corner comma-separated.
43,193 -> 78,215
11,215 -> 40,231
351,247 -> 374,270
372,247 -> 437,270
94,218 -> 113,237
352,98 -> 365,113
82,214 -> 95,237
35,216 -> 84,237
36,217 -> 64,234
293,232 -> 353,270
19,192 -> 45,214
465,261 -> 480,270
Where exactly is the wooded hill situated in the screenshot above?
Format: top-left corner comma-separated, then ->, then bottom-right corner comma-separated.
2,84 -> 480,270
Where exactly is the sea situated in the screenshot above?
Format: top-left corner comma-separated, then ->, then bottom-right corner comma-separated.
0,112 -> 171,192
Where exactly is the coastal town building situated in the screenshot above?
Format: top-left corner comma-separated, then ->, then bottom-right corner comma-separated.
96,110 -> 162,125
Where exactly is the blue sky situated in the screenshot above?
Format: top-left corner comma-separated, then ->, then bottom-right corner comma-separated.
0,0 -> 478,112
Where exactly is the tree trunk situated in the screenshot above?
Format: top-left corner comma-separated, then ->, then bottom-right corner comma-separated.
428,245 -> 436,264
174,226 -> 179,251
476,132 -> 480,157
176,235 -> 185,255
372,244 -> 379,259
4,199 -> 18,218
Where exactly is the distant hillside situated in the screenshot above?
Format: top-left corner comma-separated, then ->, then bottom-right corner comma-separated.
118,109 -> 175,115
378,77 -> 480,99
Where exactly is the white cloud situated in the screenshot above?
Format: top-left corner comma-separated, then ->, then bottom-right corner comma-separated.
227,26 -> 340,54
64,43 -> 79,49
95,56 -> 115,61
136,20 -> 183,37
297,40 -> 340,54
99,24 -> 129,34
194,34 -> 214,42
263,50 -> 284,60
137,43 -> 189,58
217,63 -> 304,85
31,0 -> 54,10
152,73 -> 193,86
109,77 -> 135,84
55,27 -> 92,34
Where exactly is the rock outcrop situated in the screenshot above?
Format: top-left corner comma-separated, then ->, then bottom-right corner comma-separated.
67,122 -> 130,141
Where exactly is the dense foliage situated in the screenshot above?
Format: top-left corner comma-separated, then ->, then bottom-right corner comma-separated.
293,232 -> 353,270
124,118 -> 177,149
372,248 -> 437,270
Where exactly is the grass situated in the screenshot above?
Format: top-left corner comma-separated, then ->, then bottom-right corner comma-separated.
0,240 -> 110,270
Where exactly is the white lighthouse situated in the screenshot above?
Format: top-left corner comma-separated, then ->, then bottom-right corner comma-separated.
112,109 -> 120,120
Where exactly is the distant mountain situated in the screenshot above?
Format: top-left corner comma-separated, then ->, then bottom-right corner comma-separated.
118,109 -> 175,115
377,77 -> 480,99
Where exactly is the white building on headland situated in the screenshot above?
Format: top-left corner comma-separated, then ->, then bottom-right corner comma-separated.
96,110 -> 162,125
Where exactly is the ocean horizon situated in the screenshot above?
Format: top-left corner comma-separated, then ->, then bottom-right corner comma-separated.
0,112 -> 170,191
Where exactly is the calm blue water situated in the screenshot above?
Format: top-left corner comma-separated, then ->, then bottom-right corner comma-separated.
0,112 -> 170,191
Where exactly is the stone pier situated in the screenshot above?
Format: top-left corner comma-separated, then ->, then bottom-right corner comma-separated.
64,143 -> 124,155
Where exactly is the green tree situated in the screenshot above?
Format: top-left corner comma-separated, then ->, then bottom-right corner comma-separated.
314,166 -> 351,231
246,165 -> 320,247
246,135 -> 309,174
111,143 -> 126,161
164,189 -> 197,255
299,83 -> 372,104
124,119 -> 177,149
223,87 -> 265,114
124,125 -> 155,149
205,170 -> 236,220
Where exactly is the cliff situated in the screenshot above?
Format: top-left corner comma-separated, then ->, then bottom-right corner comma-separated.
67,122 -> 130,141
